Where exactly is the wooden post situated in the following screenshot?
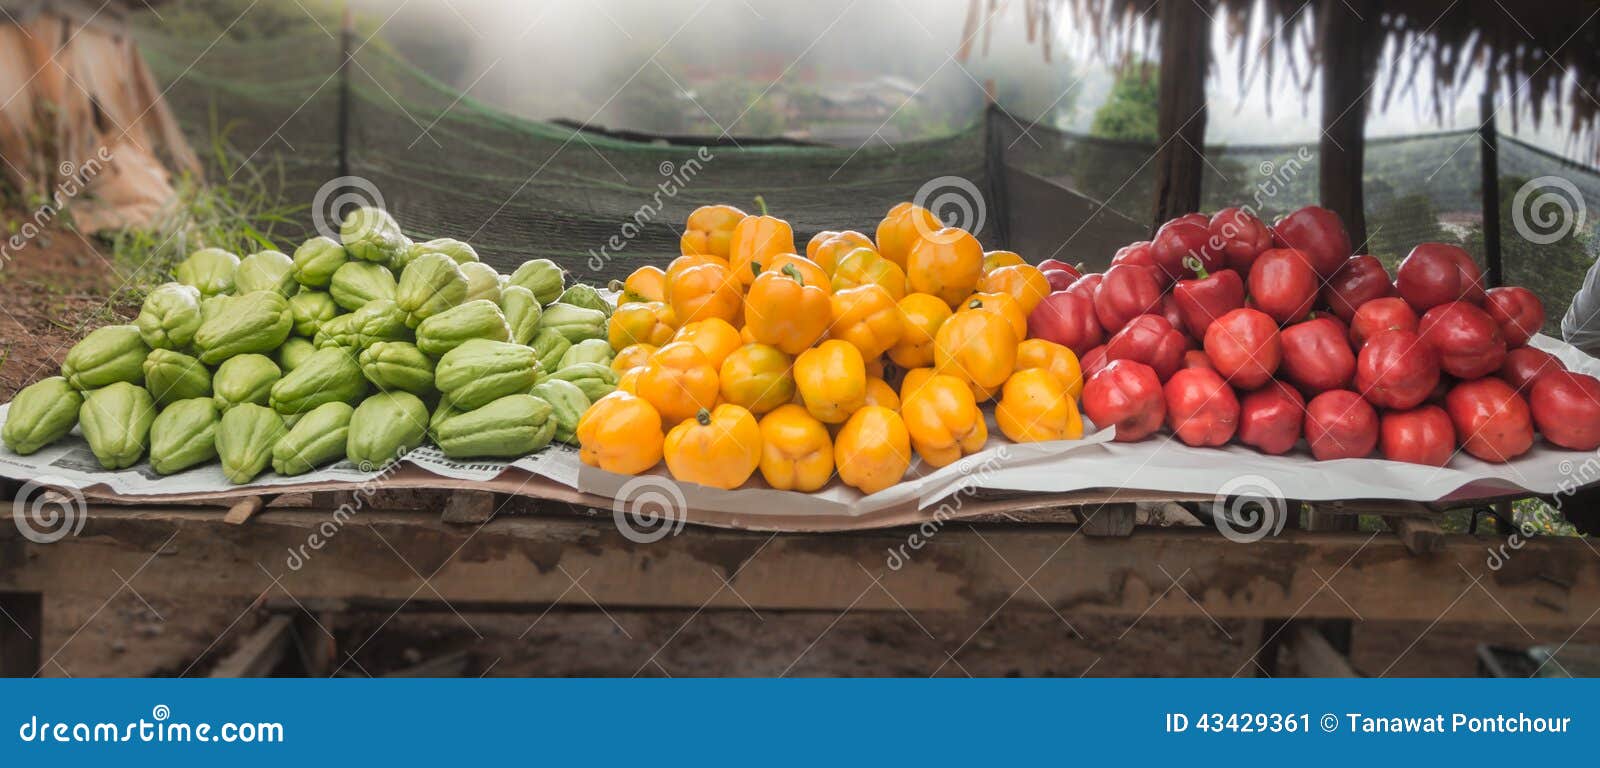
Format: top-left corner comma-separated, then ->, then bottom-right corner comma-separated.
1480,88 -> 1504,287
1151,0 -> 1211,228
1317,0 -> 1378,250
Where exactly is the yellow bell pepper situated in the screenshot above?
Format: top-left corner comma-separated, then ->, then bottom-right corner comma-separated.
996,368 -> 1083,442
899,367 -> 936,403
834,405 -> 912,494
608,301 -> 676,350
636,341 -> 721,426
978,263 -> 1051,315
1014,338 -> 1083,400
680,204 -> 747,260
719,342 -> 795,415
807,230 -> 876,274
616,265 -> 667,304
831,247 -> 908,300
981,249 -> 1026,273
612,343 -> 658,375
906,227 -> 984,308
617,366 -> 643,394
960,291 -> 1027,341
665,253 -> 727,286
793,339 -> 867,424
935,300 -> 1018,391
728,196 -> 796,287
663,404 -> 762,490
829,284 -> 904,360
887,293 -> 952,369
875,202 -> 941,270
674,317 -> 742,370
864,376 -> 900,410
744,263 -> 830,355
757,403 -> 834,492
666,258 -> 743,326
759,253 -> 829,294
577,391 -> 664,474
900,373 -> 987,467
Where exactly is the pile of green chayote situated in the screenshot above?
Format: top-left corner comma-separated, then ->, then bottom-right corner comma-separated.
1,206 -> 616,484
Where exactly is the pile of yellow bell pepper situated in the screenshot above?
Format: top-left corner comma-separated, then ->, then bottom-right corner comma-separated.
577,198 -> 1085,495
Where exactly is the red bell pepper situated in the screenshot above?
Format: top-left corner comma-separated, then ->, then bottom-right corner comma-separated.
1530,371 -> 1600,451
1093,264 -> 1164,334
1418,301 -> 1506,379
1379,406 -> 1456,466
1482,286 -> 1546,348
1152,219 -> 1224,281
1110,241 -> 1171,288
1202,307 -> 1281,390
1354,329 -> 1440,410
1037,259 -> 1083,283
1272,205 -> 1351,278
1348,297 -> 1418,348
1247,248 -> 1320,325
1322,254 -> 1395,322
1082,359 -> 1166,442
1105,314 -> 1187,382
1279,316 -> 1356,396
1498,346 -> 1564,394
1238,380 -> 1305,455
1163,367 -> 1240,447
1396,242 -> 1486,311
1445,378 -> 1533,463
1171,257 -> 1244,339
1026,290 -> 1104,356
1304,389 -> 1379,460
1208,207 -> 1273,273
1065,272 -> 1103,301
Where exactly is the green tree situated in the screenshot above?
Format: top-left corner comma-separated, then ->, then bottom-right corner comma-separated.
1089,63 -> 1159,142
1463,175 -> 1595,333
1063,60 -> 1159,221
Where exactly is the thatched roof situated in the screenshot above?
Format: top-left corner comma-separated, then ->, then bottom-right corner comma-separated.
964,0 -> 1600,159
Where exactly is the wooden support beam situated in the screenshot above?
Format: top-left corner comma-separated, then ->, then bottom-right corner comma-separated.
1151,0 -> 1211,227
442,490 -> 497,525
1287,622 -> 1360,677
1078,503 -> 1137,537
6,506 -> 1599,626
224,495 -> 267,525
1318,0 -> 1380,249
1386,515 -> 1446,556
208,614 -> 294,677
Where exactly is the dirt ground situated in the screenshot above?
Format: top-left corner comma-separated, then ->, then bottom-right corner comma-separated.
5,228 -> 1598,678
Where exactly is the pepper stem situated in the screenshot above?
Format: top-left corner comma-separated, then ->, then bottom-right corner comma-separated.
1183,255 -> 1208,280
967,298 -> 983,310
752,195 -> 769,216
782,262 -> 805,286
696,407 -> 712,426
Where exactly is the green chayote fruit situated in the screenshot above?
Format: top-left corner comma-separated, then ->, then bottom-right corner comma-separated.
200,295 -> 230,322
508,259 -> 565,305
288,290 -> 339,338
528,328 -> 571,373
134,282 -> 204,350
193,291 -> 293,365
415,299 -> 510,358
546,362 -> 618,402
499,285 -> 542,346
559,284 -> 612,317
148,397 -> 219,475
313,313 -> 361,351
358,341 -> 436,396
340,206 -> 408,266
350,299 -> 413,348
536,303 -> 608,344
292,236 -> 348,288
234,250 -> 297,296
271,401 -> 354,476
174,247 -> 240,297
62,325 -> 149,390
529,379 -> 589,444
435,394 -> 555,459
78,382 -> 156,470
558,338 -> 614,369
142,348 -> 213,406
277,338 -> 317,372
2,377 -> 82,454
434,339 -> 540,410
428,399 -> 461,439
346,391 -> 428,469
329,260 -> 398,311
269,347 -> 368,415
459,262 -> 501,305
216,403 -> 286,483
212,354 -> 280,411
413,237 -> 479,265
396,252 -> 468,328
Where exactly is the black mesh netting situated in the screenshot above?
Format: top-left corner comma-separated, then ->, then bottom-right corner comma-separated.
139,30 -> 1600,330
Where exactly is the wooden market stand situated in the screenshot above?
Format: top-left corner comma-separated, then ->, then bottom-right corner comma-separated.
2,481 -> 1596,677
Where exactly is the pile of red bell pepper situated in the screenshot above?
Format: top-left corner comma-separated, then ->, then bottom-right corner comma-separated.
1026,205 -> 1600,465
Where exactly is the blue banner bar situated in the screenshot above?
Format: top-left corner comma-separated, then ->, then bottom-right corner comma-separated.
0,679 -> 1588,765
